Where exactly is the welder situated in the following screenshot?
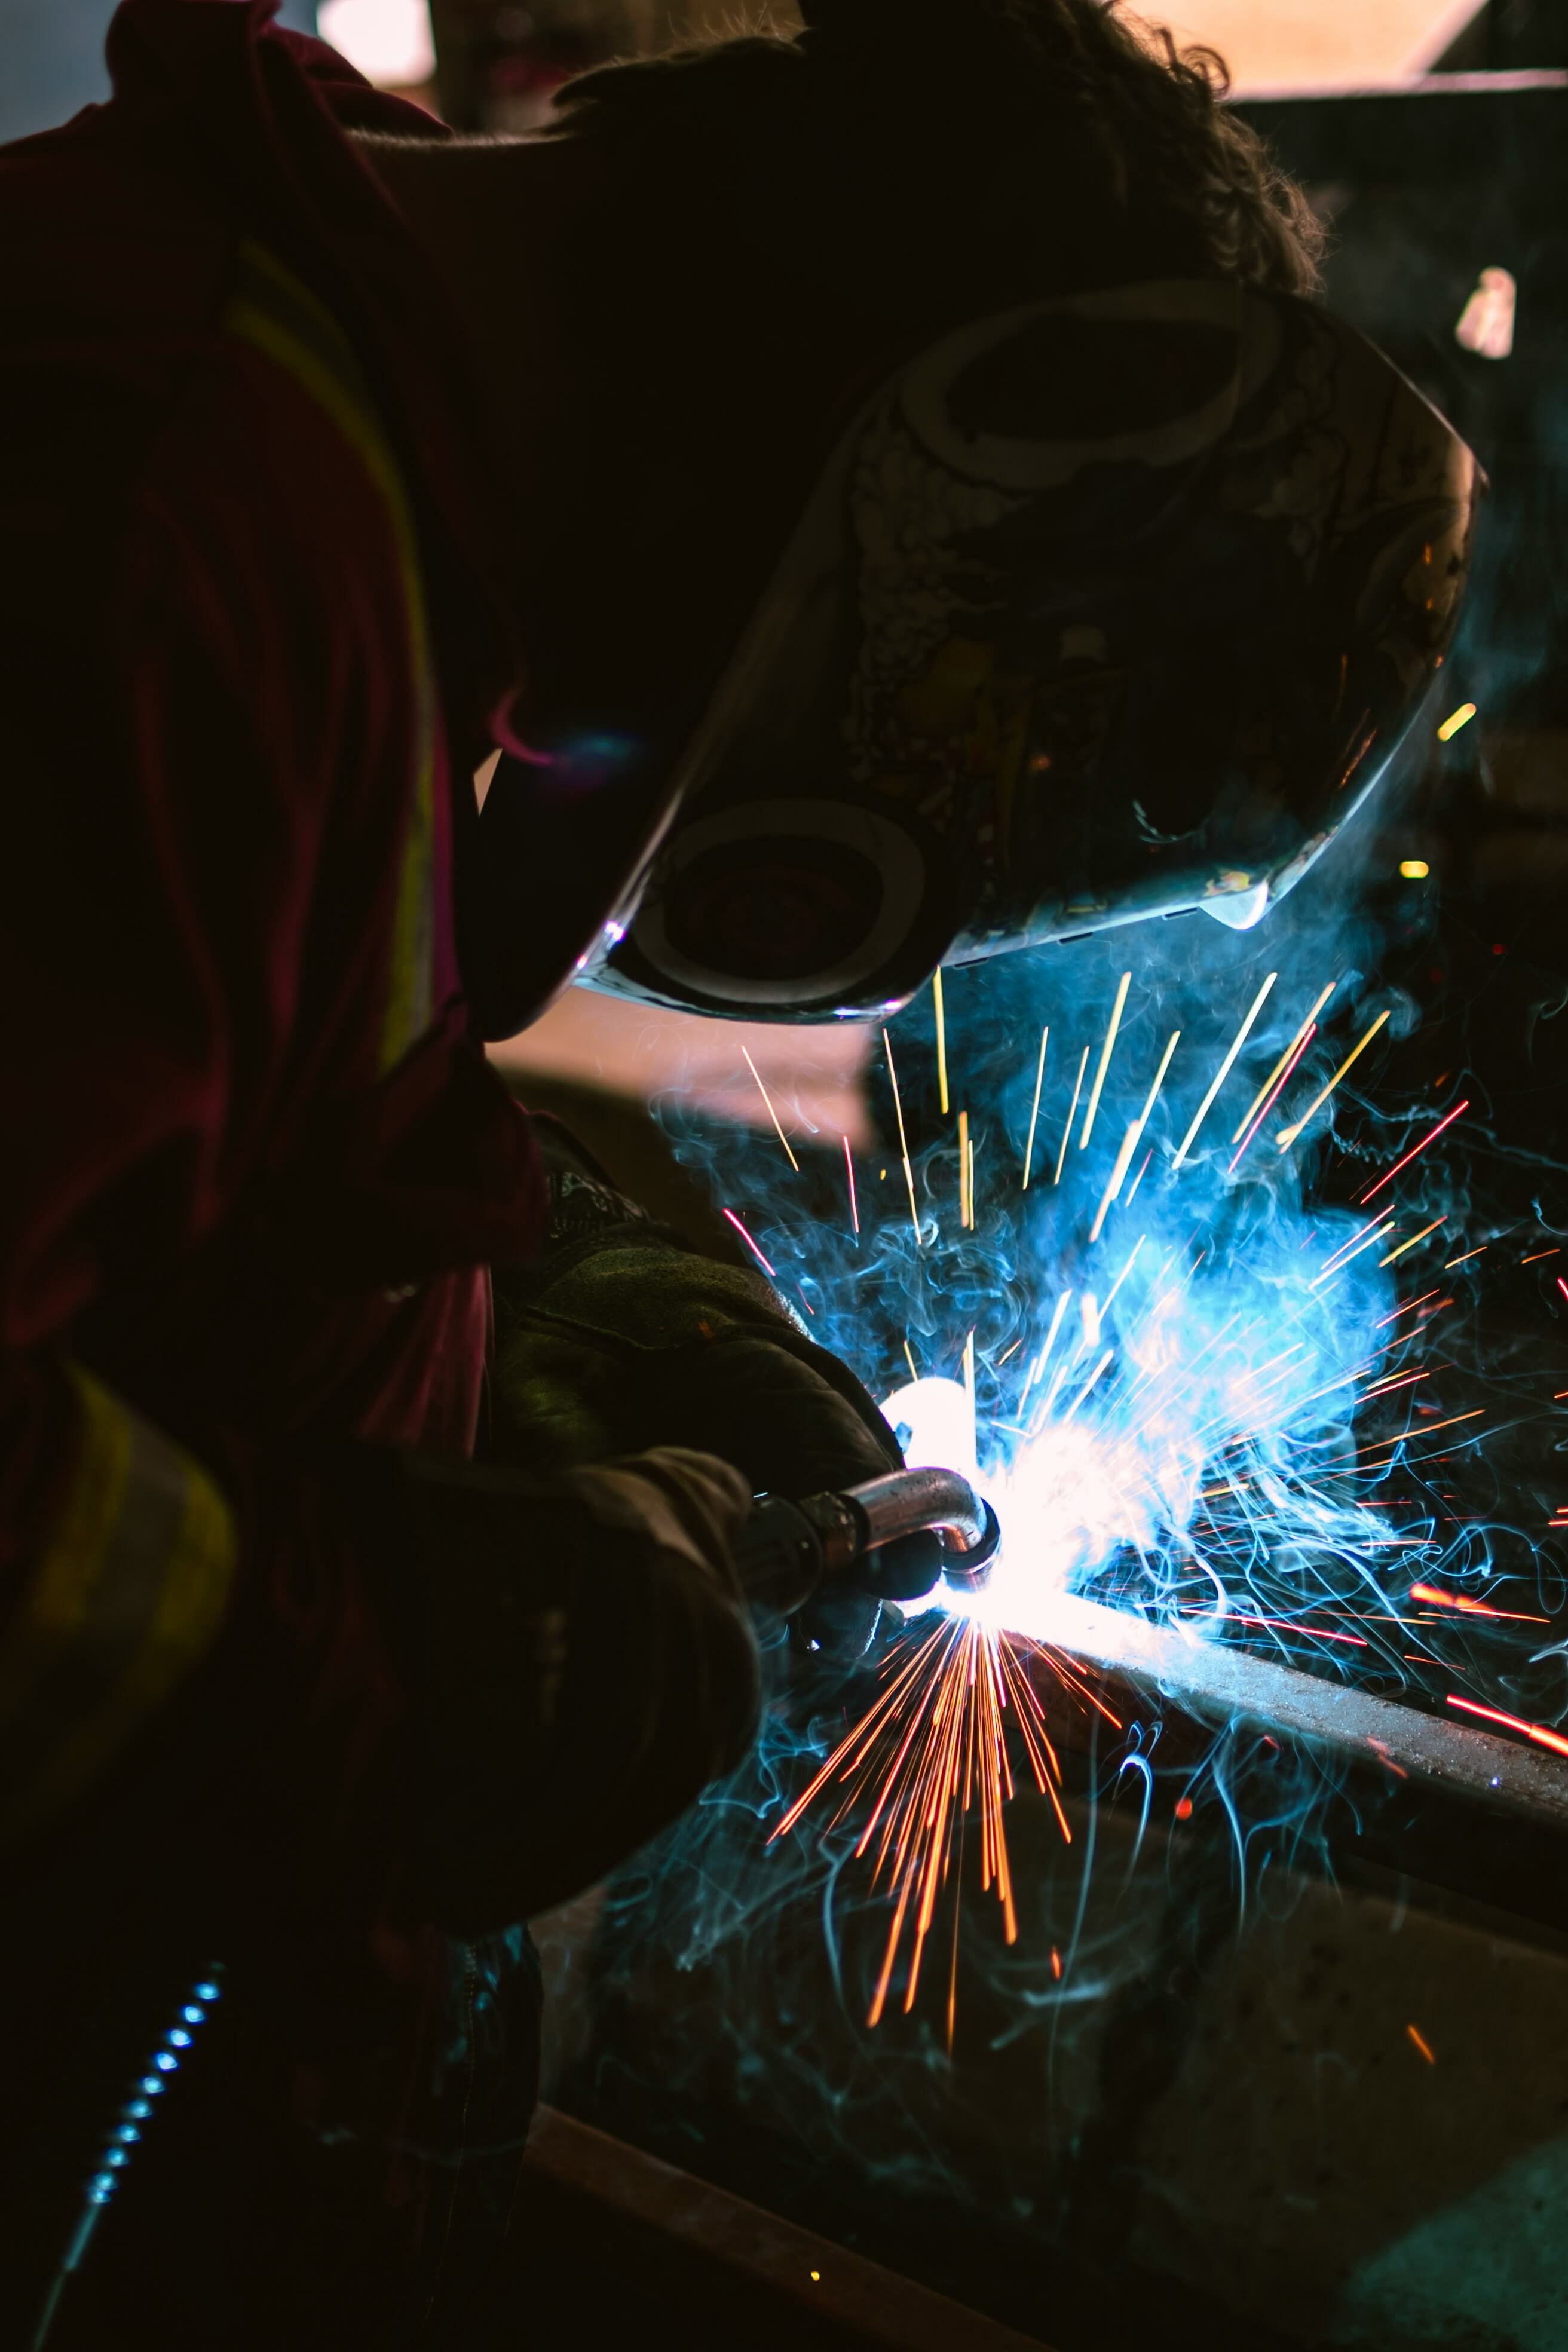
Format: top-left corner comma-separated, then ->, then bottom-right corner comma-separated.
0,0 -> 1476,2342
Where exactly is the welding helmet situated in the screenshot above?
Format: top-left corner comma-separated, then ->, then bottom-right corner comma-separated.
579,278 -> 1480,1022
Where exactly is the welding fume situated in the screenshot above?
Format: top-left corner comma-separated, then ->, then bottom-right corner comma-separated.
0,0 -> 1478,2344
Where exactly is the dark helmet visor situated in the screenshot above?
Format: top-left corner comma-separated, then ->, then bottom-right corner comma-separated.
581,280 -> 1480,1022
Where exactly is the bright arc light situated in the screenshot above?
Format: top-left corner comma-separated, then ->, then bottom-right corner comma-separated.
317,0 -> 435,86
881,1374 -> 1146,1642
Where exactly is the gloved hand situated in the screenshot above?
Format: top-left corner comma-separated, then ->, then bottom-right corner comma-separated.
491,1117 -> 937,1647
360,1439 -> 765,1932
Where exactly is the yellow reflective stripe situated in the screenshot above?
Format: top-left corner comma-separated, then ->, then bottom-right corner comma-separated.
0,1367 -> 238,1844
13,1361 -> 134,1647
223,240 -> 437,1075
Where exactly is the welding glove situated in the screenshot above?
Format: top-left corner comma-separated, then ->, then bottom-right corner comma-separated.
491,1117 -> 940,1647
361,1438 -> 766,1931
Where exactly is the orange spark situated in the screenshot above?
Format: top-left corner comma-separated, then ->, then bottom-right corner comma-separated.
772,1619 -> 1101,2031
1446,1695 -> 1568,1756
1410,1582 -> 1548,1624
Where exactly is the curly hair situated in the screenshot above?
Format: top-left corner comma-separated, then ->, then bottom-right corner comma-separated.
547,0 -> 1324,336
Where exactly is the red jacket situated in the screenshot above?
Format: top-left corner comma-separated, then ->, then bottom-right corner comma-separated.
0,5 -> 741,2338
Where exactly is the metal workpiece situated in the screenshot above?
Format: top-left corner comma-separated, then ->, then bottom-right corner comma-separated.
1045,1590 -> 1568,1833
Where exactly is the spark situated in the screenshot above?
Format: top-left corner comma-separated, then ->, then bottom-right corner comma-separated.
1090,1032 -> 1180,1242
1312,1220 -> 1396,1287
883,1028 -> 923,1249
1376,1290 -> 1441,1328
1436,702 -> 1477,742
843,1136 -> 859,1235
1232,982 -> 1336,1144
1172,972 -> 1276,1169
1362,1368 -> 1429,1399
1445,1244 -> 1487,1269
741,1046 -> 800,1172
1276,1009 -> 1391,1151
1359,1101 -> 1471,1203
1101,1238 -> 1145,1318
722,1207 -> 776,1276
752,953 -> 1529,2039
1055,1048 -> 1089,1185
1521,1248 -> 1560,1265
933,969 -> 950,1117
1406,2023 -> 1437,2065
1079,971 -> 1131,1150
772,1617 -> 1087,2028
1021,1026 -> 1049,1189
1062,1349 -> 1115,1420
1380,1217 -> 1447,1267
1021,1291 -> 1073,1401
1359,1407 -> 1487,1466
1409,1583 -> 1548,1624
1446,1695 -> 1568,1758
1228,1614 -> 1368,1649
1230,1023 -> 1317,1172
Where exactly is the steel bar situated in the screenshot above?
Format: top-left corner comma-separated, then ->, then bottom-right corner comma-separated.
1042,1590 -> 1568,1835
501,2106 -> 1055,2352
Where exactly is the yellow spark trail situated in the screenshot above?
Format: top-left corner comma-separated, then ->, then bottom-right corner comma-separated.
1055,1048 -> 1089,1186
1277,1009 -> 1391,1150
1089,1030 -> 1178,1243
1021,1289 -> 1073,1400
883,1027 -> 923,1248
1022,1025 -> 1049,1189
1080,972 -> 1131,1150
1311,1221 -> 1396,1288
1381,1217 -> 1446,1267
933,969 -> 950,1117
741,1046 -> 800,1172
1232,982 -> 1336,1145
1173,973 -> 1276,1169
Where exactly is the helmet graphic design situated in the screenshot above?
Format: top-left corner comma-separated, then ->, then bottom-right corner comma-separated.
583,278 -> 1480,1021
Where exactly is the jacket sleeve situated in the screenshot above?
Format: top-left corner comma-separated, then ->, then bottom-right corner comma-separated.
0,381 -> 761,1902
0,437 -> 302,1845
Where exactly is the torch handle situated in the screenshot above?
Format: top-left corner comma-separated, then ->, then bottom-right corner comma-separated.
731,1466 -> 999,1612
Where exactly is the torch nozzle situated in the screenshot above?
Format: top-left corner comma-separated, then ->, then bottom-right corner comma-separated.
734,1466 -> 1000,1612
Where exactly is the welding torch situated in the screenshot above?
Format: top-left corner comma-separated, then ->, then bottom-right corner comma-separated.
733,1465 -> 1000,1611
